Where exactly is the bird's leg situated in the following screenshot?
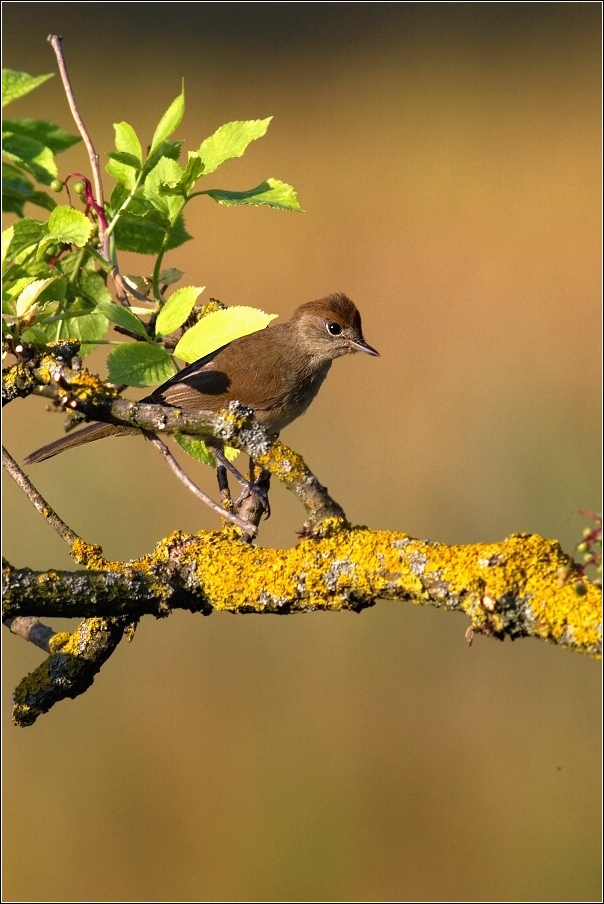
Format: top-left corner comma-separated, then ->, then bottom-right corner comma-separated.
234,458 -> 271,519
216,463 -> 233,512
213,449 -> 270,517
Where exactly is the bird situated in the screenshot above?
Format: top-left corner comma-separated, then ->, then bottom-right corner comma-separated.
25,293 -> 379,471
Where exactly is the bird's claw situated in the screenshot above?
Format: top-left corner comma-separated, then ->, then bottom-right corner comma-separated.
235,480 -> 271,519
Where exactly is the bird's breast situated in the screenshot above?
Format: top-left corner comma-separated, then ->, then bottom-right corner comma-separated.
260,361 -> 332,433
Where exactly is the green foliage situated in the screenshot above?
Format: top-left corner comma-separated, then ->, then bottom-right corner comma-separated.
155,285 -> 204,337
2,69 -> 53,107
174,306 -> 277,363
2,62 -> 302,464
107,342 -> 175,387
173,432 -> 240,468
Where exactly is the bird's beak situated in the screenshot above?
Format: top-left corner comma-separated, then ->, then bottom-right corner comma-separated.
349,338 -> 380,356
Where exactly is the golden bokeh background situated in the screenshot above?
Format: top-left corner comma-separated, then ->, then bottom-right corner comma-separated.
2,4 -> 601,901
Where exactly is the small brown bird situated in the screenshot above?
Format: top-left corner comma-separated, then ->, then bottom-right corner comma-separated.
25,293 -> 379,466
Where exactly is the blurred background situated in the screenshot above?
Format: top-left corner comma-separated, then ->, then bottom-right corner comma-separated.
2,3 -> 601,901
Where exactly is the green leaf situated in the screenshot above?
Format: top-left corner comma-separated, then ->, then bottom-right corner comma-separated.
149,84 -> 185,155
204,178 -> 302,211
197,118 -> 272,175
173,433 -> 217,466
77,270 -> 111,306
2,226 -> 14,269
20,325 -> 53,344
181,153 -> 205,192
107,342 -> 174,387
155,285 -> 205,337
172,433 -> 239,468
6,217 -> 46,257
47,206 -> 93,246
107,150 -> 142,168
106,157 -> 137,192
2,119 -> 80,153
113,211 -> 192,254
2,131 -> 58,185
2,164 -> 57,216
96,301 -> 149,338
144,139 -> 183,173
114,121 -> 142,167
144,156 -> 185,220
173,433 -> 239,468
14,277 -> 56,317
32,301 -> 110,355
174,305 -> 277,363
2,70 -> 53,107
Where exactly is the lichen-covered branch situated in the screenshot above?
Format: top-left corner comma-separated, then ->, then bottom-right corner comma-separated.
3,527 -> 601,726
10,615 -> 131,727
2,345 -> 346,527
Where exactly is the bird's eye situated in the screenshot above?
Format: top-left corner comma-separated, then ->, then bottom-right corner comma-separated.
326,321 -> 342,336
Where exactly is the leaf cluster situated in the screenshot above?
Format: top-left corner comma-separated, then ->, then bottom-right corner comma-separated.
2,68 -> 300,466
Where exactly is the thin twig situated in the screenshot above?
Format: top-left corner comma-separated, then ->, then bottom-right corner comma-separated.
2,446 -> 79,547
47,35 -> 109,261
4,616 -> 56,653
145,433 -> 257,537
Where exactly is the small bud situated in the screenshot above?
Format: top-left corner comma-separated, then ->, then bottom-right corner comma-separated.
577,542 -> 588,553
583,527 -> 593,538
50,179 -> 63,193
73,181 -> 86,195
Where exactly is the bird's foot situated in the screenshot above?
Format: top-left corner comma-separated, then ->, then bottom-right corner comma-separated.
235,479 -> 271,519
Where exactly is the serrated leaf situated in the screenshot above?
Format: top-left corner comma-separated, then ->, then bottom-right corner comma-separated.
14,277 -> 56,317
107,150 -> 142,168
113,211 -> 191,254
173,433 -> 218,466
77,270 -> 111,306
6,217 -> 46,258
197,118 -> 272,176
2,119 -> 80,153
150,85 -> 185,155
2,70 -> 53,107
181,153 -> 205,192
2,131 -> 58,185
47,206 -> 93,246
172,433 -> 239,468
96,301 -> 149,338
2,193 -> 25,216
2,227 -> 14,269
155,285 -> 205,337
107,342 -> 175,387
106,157 -> 137,192
174,305 -> 277,363
36,306 -> 110,356
144,157 -> 185,220
144,139 -> 183,173
204,178 -> 302,211
3,174 -> 56,215
114,121 -> 142,166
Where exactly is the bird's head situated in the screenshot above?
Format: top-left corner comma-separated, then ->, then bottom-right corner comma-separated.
290,293 -> 379,363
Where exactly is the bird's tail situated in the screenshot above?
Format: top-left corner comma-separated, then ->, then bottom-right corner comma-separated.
24,423 -> 137,464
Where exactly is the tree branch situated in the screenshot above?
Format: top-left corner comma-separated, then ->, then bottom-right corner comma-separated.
3,527 -> 600,726
2,446 -> 79,547
47,35 -> 109,261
